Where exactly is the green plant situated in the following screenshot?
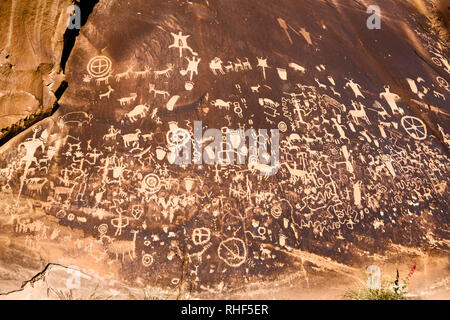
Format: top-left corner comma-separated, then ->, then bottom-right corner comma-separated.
49,284 -> 112,300
344,265 -> 416,300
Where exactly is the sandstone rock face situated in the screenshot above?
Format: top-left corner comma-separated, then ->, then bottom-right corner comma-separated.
0,0 -> 449,299
0,0 -> 74,142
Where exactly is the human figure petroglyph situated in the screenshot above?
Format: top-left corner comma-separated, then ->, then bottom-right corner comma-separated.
331,118 -> 349,143
17,128 -> 48,198
257,57 -> 270,80
103,125 -> 121,141
180,56 -> 201,81
345,79 -> 365,98
110,202 -> 130,236
380,86 -> 404,115
169,31 -> 198,57
149,84 -> 170,98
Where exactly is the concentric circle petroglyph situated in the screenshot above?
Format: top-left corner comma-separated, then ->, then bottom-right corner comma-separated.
141,174 -> 161,194
142,253 -> 154,267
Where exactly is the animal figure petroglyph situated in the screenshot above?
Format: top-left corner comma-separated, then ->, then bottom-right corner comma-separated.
234,58 -> 244,72
99,85 -> 114,99
115,67 -> 133,82
248,162 -> 279,175
149,84 -> 170,98
117,93 -> 137,106
122,129 -> 141,147
106,230 -> 138,261
96,75 -> 111,85
154,63 -> 174,78
211,99 -> 232,110
251,85 -> 261,93
282,162 -> 309,183
370,100 -> 390,120
289,62 -> 306,73
242,57 -> 252,70
134,66 -> 151,78
25,178 -> 48,194
125,104 -> 149,122
52,184 -> 76,201
224,61 -> 234,73
349,101 -> 371,125
59,112 -> 93,127
209,57 -> 225,75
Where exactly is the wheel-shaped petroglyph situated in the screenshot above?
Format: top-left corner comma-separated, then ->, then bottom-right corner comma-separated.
401,116 -> 427,140
218,238 -> 247,267
192,227 -> 211,245
87,56 -> 112,78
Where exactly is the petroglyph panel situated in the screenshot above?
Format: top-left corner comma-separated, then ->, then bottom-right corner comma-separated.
0,0 -> 448,296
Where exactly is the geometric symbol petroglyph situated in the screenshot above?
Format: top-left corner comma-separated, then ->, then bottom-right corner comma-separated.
142,253 -> 154,267
141,173 -> 161,194
401,116 -> 427,140
218,237 -> 247,267
87,56 -> 112,78
192,227 -> 211,245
